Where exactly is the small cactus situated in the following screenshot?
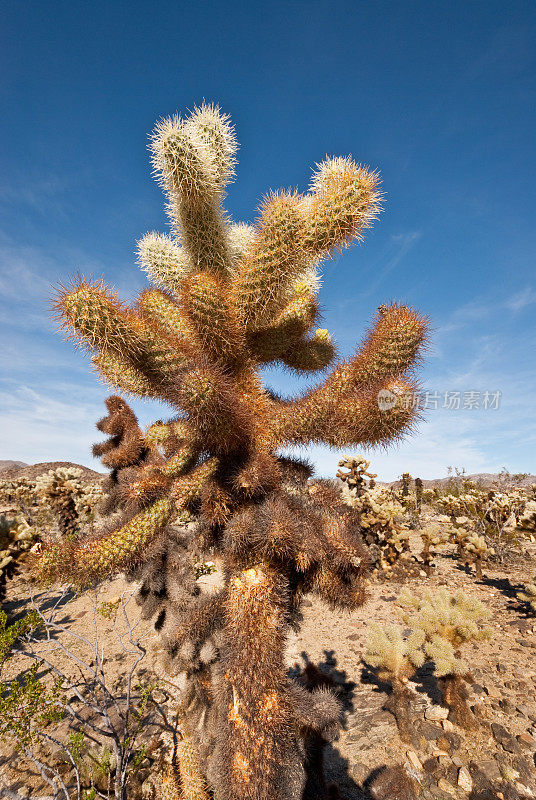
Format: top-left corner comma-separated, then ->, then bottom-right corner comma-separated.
414,476 -> 423,510
400,472 -> 412,498
35,467 -> 85,537
365,624 -> 425,743
462,533 -> 494,581
398,589 -> 491,728
337,455 -> 377,498
419,524 -> 448,575
517,579 -> 536,615
344,484 -> 411,574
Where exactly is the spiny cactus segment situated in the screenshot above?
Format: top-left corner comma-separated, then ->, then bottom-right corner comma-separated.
45,103 -> 429,798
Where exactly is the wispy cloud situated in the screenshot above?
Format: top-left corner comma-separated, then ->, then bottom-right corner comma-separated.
505,287 -> 536,312
0,175 -> 68,214
0,385 -> 102,467
360,230 -> 423,297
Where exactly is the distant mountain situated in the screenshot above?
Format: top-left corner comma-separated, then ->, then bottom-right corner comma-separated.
0,460 -> 28,472
0,461 -> 104,481
386,472 -> 536,490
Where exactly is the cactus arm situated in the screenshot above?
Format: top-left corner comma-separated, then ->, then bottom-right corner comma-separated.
137,231 -> 193,293
177,272 -> 245,363
137,288 -> 194,344
301,157 -> 381,256
183,102 -> 237,190
269,374 -> 420,449
150,115 -> 233,276
229,191 -> 309,330
39,496 -> 174,585
246,289 -> 320,363
280,329 -> 336,374
55,280 -> 191,398
92,350 -> 155,398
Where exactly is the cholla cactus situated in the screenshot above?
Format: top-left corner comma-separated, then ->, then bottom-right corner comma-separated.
45,103 -> 428,799
487,491 -> 526,530
0,477 -> 37,518
337,454 -> 377,498
382,528 -> 410,568
0,513 -> 39,597
400,472 -> 412,498
399,589 -> 491,728
419,524 -> 448,575
92,395 -> 163,520
462,533 -> 494,581
517,579 -> 536,615
447,524 -> 470,561
414,476 -> 423,510
74,481 -> 104,528
436,493 -> 467,523
35,467 -> 86,537
345,486 -> 411,573
365,623 -> 425,743
516,500 -> 536,536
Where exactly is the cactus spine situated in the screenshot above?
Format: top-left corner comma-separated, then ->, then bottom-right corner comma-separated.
46,103 -> 428,798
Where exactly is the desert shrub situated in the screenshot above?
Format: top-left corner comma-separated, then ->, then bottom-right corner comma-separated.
0,589 -> 176,800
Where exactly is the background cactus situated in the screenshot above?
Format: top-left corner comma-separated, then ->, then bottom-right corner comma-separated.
35,467 -> 87,537
414,476 -> 423,510
337,455 -> 377,498
342,482 -> 411,575
462,533 -> 494,581
419,524 -> 448,575
400,472 -> 412,498
44,103 -> 428,799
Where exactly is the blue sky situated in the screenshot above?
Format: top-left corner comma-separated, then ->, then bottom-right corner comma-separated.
1,0 -> 535,480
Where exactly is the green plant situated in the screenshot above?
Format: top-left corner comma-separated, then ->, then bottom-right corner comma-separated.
43,102 -> 428,798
